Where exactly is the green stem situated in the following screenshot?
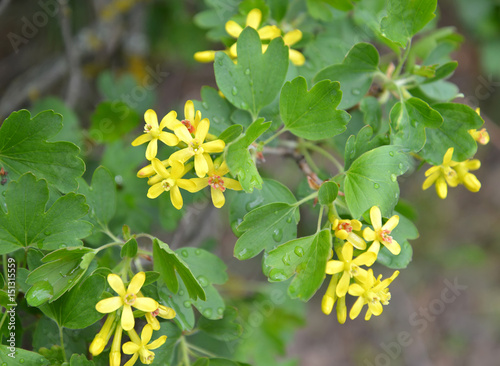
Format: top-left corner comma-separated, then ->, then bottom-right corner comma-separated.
180,336 -> 191,366
0,309 -> 8,332
302,142 -> 344,172
59,325 -> 67,362
135,233 -> 155,241
301,145 -> 322,175
102,226 -> 123,244
262,127 -> 287,145
187,343 -> 217,358
393,39 -> 412,78
317,205 -> 324,232
2,255 -> 7,286
294,191 -> 318,207
95,241 -> 123,253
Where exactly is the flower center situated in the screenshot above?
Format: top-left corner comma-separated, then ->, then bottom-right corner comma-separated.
144,124 -> 152,133
145,124 -> 160,138
208,175 -> 226,192
162,178 -> 175,191
349,263 -> 359,277
380,229 -> 393,243
139,347 -> 155,364
189,139 -> 204,155
151,309 -> 160,317
338,222 -> 353,232
124,293 -> 136,305
181,119 -> 195,133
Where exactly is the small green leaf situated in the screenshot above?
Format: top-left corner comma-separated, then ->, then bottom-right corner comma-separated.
0,173 -> 92,255
280,77 -> 350,140
218,124 -> 243,144
344,125 -> 389,170
153,239 -> 206,301
0,110 -> 85,198
420,103 -> 483,164
69,354 -> 95,365
0,345 -> 50,365
314,43 -> 380,109
344,146 -> 411,218
390,97 -> 443,152
120,238 -> 138,258
381,0 -> 438,48
143,271 -> 161,286
214,27 -> 289,117
225,118 -> 271,192
235,202 -> 299,260
318,181 -> 339,205
264,230 -> 332,301
193,86 -> 235,136
421,61 -> 458,84
198,307 -> 243,341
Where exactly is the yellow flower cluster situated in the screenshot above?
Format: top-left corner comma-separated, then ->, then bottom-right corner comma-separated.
132,101 -> 242,209
91,272 -> 175,365
194,8 -> 305,66
322,206 -> 400,323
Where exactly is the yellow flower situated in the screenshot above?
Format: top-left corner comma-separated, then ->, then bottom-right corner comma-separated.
454,159 -> 481,193
89,313 -> 116,356
110,324 -> 123,366
325,242 -> 376,297
226,8 -> 281,43
122,324 -> 167,366
331,218 -> 366,250
168,118 -> 225,178
260,29 -> 305,66
348,269 -> 399,321
131,110 -> 179,160
321,273 -> 347,324
468,108 -> 489,145
147,158 -> 197,210
95,272 -> 158,331
137,158 -> 170,179
190,157 -> 242,208
362,206 -> 401,256
145,304 -> 176,331
422,147 -> 459,199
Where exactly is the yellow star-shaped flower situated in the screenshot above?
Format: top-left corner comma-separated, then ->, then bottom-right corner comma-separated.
422,147 -> 459,199
331,218 -> 366,250
362,206 -> 401,256
454,159 -> 481,193
122,324 -> 167,365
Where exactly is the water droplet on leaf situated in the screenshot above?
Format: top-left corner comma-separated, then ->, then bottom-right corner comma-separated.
59,244 -> 66,248
183,301 -> 191,308
179,290 -> 185,296
282,254 -> 291,265
232,87 -> 238,95
245,68 -> 250,75
373,183 -> 380,189
195,249 -> 201,255
272,229 -> 283,242
269,268 -> 287,281
241,102 -> 248,109
352,88 -> 361,96
217,307 -> 224,315
294,246 -> 304,257
203,308 -> 213,317
389,151 -> 394,157
390,174 -> 397,182
202,102 -> 209,110
181,250 -> 188,257
197,275 -> 208,287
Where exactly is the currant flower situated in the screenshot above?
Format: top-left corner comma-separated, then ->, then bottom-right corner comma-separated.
191,157 -> 242,208
260,29 -> 305,66
226,8 -> 281,44
321,273 -> 347,324
110,324 -> 123,366
89,313 -> 116,356
122,324 -> 167,366
468,108 -> 489,145
454,159 -> 481,193
131,110 -> 179,160
362,206 -> 401,256
168,118 -> 225,178
147,159 -> 197,210
348,269 -> 399,321
95,272 -> 158,331
145,304 -> 176,331
325,242 -> 376,297
331,218 -> 366,250
422,147 -> 459,199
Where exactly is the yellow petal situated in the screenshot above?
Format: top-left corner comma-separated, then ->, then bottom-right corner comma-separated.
422,172 -> 439,190
121,304 -> 135,331
337,296 -> 347,324
144,109 -> 158,129
194,110 -> 202,126
137,164 -> 155,178
147,183 -> 165,199
170,185 -> 183,210
168,159 -> 185,179
159,110 -> 177,130
257,25 -> 281,40
131,134 -> 152,146
321,295 -> 334,315
368,240 -> 381,256
362,227 -> 376,241
145,312 -> 160,330
229,42 -> 237,58
349,297 -> 365,320
346,232 -> 366,250
95,296 -> 123,313
189,178 -> 209,192
195,153 -> 209,178
184,100 -> 195,122
211,187 -> 225,208
134,297 -> 159,313
122,341 -> 140,355
369,206 -> 382,230
341,242 -> 353,261
348,283 -> 365,297
424,166 -> 439,177
202,140 -> 225,153
225,20 -> 243,38
325,260 -> 344,274
145,139 -> 158,161
148,174 -> 163,186
383,215 -> 399,232
383,238 -> 401,255
465,159 -> 481,170
351,220 -> 362,231
355,252 -> 377,267
195,118 -> 210,142
246,8 -> 262,29
223,177 -> 242,191
128,272 -> 145,294
335,230 -> 348,240
169,149 -> 194,166
174,125 -> 193,144
147,336 -> 167,350
123,353 -> 139,366
443,147 -> 454,164
140,324 -> 153,344
436,176 -> 448,199
463,173 -> 481,192
177,179 -> 198,193
283,29 -> 302,46
158,305 -> 176,319
194,50 -> 216,63
368,300 -> 383,316
159,132 -> 179,146
336,271 -> 350,297
107,274 -> 126,296
151,158 -> 170,178
289,49 -> 305,66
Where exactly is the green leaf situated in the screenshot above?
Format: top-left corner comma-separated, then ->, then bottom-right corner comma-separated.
229,178 -> 298,236
39,274 -> 105,329
360,96 -> 384,134
198,307 -> 243,341
90,101 -> 140,143
225,118 -> 271,192
380,0 -> 438,48
0,173 -> 92,255
143,271 -> 161,286
218,124 -> 243,144
214,27 -> 289,117
77,166 -> 116,229
120,238 -> 138,258
376,212 -> 418,269
26,247 -> 96,304
279,77 -> 350,140
314,43 -> 380,109
344,146 -> 411,218
344,125 -> 389,170
0,110 -> 84,197
152,239 -> 206,301
234,202 -> 299,260
318,181 -> 339,205
420,103 -> 483,164
193,86 -> 235,136
390,97 -> 443,152
26,280 -> 53,306
264,230 -> 331,301
0,345 -> 50,365
421,61 -> 458,84
69,354 -> 95,365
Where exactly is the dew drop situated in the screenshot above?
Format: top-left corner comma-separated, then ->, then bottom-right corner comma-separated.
217,307 -> 224,315
202,102 -> 209,110
282,254 -> 291,266
269,268 -> 287,281
2,362 -> 8,366
373,183 -> 380,189
232,86 -> 238,95
389,151 -> 395,157
183,301 -> 191,308
249,80 -> 254,86
181,250 -> 188,257
352,88 -> 361,96
197,275 -> 208,287
19,360 -> 24,364
399,163 -> 404,171
195,249 -> 201,255
286,216 -> 293,223
44,230 -> 51,236
68,279 -> 73,284
203,308 -> 213,317
241,102 -> 249,109
245,68 -> 250,75
179,290 -> 185,296
294,246 -> 304,257
390,174 -> 397,182
272,229 -> 283,242
395,192 -> 399,199
213,116 -> 220,123
1,191 -> 6,196
59,244 -> 67,248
